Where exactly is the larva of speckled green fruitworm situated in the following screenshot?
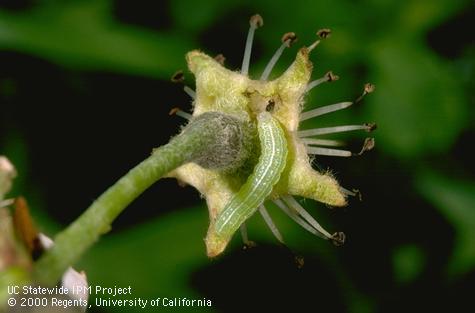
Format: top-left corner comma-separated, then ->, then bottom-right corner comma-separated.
214,111 -> 288,239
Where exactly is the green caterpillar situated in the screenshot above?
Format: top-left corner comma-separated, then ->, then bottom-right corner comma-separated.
214,111 -> 288,238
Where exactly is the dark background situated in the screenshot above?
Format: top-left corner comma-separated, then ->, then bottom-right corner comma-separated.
1,0 -> 474,312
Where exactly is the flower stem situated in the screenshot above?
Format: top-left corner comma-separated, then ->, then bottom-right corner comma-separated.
33,112 -> 247,285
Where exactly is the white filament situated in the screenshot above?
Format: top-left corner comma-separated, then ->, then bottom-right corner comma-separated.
282,196 -> 333,239
305,76 -> 329,92
241,24 -> 257,75
306,147 -> 352,157
259,205 -> 285,244
301,138 -> 344,147
300,102 -> 352,121
260,42 -> 287,80
183,86 -> 196,99
298,124 -> 371,138
273,199 -> 327,240
175,110 -> 192,120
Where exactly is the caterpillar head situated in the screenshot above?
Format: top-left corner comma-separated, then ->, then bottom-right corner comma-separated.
168,14 -> 375,257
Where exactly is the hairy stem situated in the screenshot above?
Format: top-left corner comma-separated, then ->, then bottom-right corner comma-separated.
33,112 -> 248,285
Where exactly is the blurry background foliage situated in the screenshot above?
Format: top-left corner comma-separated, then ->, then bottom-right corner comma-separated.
0,0 -> 474,312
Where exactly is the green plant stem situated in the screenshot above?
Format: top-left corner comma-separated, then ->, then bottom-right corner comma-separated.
33,112 -> 246,285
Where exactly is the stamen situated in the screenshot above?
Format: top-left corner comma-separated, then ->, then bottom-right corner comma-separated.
273,199 -> 327,240
260,204 -> 304,267
308,28 -> 331,52
306,147 -> 352,157
300,101 -> 352,121
259,205 -> 285,244
170,70 -> 196,99
240,223 -> 256,248
260,32 -> 297,80
355,83 -> 375,104
282,195 -> 334,239
340,187 -> 362,201
183,86 -> 196,99
305,71 -> 339,92
214,54 -> 226,65
355,137 -> 375,155
241,14 -> 263,76
298,123 -> 376,138
301,138 -> 344,147
168,107 -> 192,120
331,232 -> 346,246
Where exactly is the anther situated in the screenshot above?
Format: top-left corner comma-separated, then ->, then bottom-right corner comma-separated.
168,107 -> 192,120
331,232 -> 345,246
355,83 -> 376,103
326,71 -> 339,82
294,255 -> 305,269
281,32 -> 298,47
317,28 -> 332,39
250,14 -> 264,28
305,71 -> 339,92
364,123 -> 377,131
308,28 -> 332,52
171,70 -> 185,83
356,137 -> 375,155
170,70 -> 196,99
214,54 -> 226,65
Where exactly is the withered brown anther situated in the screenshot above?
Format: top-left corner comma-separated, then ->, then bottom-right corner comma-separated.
250,14 -> 264,28
317,28 -> 332,39
169,107 -> 181,116
364,83 -> 375,94
331,232 -> 346,246
171,70 -> 185,83
365,123 -> 377,131
281,32 -> 298,47
214,54 -> 226,65
325,71 -> 340,82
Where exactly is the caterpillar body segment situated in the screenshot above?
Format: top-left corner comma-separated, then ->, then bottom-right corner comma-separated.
214,112 -> 288,238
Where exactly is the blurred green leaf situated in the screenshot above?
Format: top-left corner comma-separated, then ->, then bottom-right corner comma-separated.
416,170 -> 475,277
0,0 -> 193,78
367,40 -> 467,158
392,244 -> 425,284
171,0 -> 233,34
